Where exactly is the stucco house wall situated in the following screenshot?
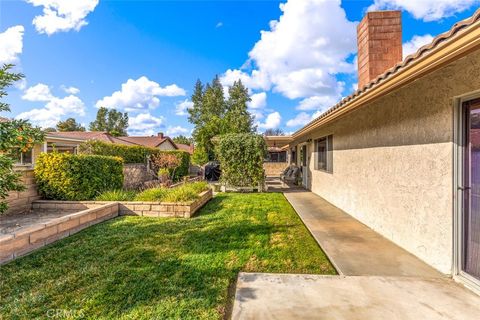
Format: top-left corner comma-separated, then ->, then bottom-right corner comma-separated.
292,49 -> 480,274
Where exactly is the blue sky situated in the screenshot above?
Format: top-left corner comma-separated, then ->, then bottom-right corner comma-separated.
1,0 -> 479,136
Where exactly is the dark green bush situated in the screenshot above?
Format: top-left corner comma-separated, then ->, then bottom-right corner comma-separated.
35,152 -> 124,200
215,133 -> 267,187
78,140 -> 159,163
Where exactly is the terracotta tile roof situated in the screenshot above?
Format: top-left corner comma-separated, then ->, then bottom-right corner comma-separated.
114,136 -> 174,148
0,116 -> 10,123
176,143 -> 194,154
295,8 -> 480,137
47,131 -> 117,143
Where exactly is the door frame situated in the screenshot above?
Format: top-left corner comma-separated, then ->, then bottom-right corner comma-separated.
299,142 -> 310,189
453,92 -> 480,294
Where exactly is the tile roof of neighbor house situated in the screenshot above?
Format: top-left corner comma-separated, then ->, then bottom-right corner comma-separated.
0,116 -> 9,123
46,131 -> 179,149
294,8 -> 480,138
176,143 -> 194,154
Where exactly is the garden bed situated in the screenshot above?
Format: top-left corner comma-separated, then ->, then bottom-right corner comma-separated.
32,189 -> 213,218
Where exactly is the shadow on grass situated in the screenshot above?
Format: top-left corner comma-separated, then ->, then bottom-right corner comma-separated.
0,192 -> 334,319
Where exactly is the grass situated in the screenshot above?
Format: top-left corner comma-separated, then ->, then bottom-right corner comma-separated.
134,181 -> 209,202
95,189 -> 137,201
0,193 -> 335,319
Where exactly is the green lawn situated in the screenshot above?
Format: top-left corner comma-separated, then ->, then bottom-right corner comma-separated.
0,193 -> 335,319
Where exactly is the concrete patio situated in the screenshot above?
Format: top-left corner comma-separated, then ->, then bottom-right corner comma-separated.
232,185 -> 480,319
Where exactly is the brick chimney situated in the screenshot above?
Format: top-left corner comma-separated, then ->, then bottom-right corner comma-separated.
357,11 -> 402,89
157,132 -> 164,139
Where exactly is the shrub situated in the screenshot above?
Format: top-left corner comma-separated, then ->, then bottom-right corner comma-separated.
134,181 -> 208,202
191,147 -> 209,166
150,150 -> 190,182
35,152 -> 124,200
95,189 -> 136,201
215,133 -> 266,187
78,140 -> 159,163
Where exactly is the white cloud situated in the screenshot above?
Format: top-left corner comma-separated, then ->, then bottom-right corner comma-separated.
166,126 -> 189,137
286,112 -> 315,127
258,111 -> 281,129
369,0 -> 478,22
216,22 -> 223,28
17,83 -> 85,128
22,83 -> 54,101
221,0 -> 357,101
248,92 -> 267,109
128,112 -> 165,136
175,99 -> 194,116
27,0 -> 99,35
61,85 -> 80,95
95,76 -> 186,112
403,34 -> 434,58
296,95 -> 339,111
0,25 -> 24,64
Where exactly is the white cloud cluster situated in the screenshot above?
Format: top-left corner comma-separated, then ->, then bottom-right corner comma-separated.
61,85 -> 80,95
403,34 -> 434,58
258,112 -> 282,130
96,76 -> 186,112
128,112 -> 165,136
27,0 -> 99,35
296,95 -> 339,111
221,0 -> 357,101
175,99 -> 194,116
17,83 -> 85,128
369,0 -> 478,21
286,112 -> 315,127
248,92 -> 267,110
0,25 -> 25,64
166,126 -> 189,137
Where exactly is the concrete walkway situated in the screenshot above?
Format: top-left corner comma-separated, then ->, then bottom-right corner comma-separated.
232,185 -> 480,319
283,190 -> 442,277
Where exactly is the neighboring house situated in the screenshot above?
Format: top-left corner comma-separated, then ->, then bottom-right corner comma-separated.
263,135 -> 292,176
45,131 -> 178,153
283,9 -> 480,291
175,143 -> 194,155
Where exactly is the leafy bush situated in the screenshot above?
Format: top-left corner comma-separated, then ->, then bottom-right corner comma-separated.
191,147 -> 209,166
150,151 -> 190,182
78,140 -> 159,163
134,181 -> 208,202
215,133 -> 267,187
95,189 -> 136,201
35,152 -> 124,200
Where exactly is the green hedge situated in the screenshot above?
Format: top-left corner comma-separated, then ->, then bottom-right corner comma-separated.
78,140 -> 159,163
215,133 -> 266,187
35,152 -> 124,200
79,140 -> 190,181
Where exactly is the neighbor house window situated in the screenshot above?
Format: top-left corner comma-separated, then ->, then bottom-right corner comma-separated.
315,135 -> 333,172
16,149 -> 33,166
266,151 -> 287,163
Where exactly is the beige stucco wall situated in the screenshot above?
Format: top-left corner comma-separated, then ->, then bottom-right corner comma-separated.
292,50 -> 480,274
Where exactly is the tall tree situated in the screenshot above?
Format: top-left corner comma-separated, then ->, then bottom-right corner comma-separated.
89,107 -> 129,137
173,135 -> 192,145
225,80 -> 255,133
56,118 -> 85,132
188,76 -> 256,160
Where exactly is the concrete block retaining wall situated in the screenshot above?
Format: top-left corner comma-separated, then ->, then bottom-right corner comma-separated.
1,189 -> 212,265
32,189 -> 213,218
0,203 -> 118,264
5,168 -> 41,215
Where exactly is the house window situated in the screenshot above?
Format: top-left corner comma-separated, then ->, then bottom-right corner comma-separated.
16,149 -> 33,166
315,135 -> 333,172
266,151 -> 287,163
291,147 -> 297,165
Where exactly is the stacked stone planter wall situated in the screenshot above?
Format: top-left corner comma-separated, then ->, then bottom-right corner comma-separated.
0,203 -> 118,264
5,168 -> 40,215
